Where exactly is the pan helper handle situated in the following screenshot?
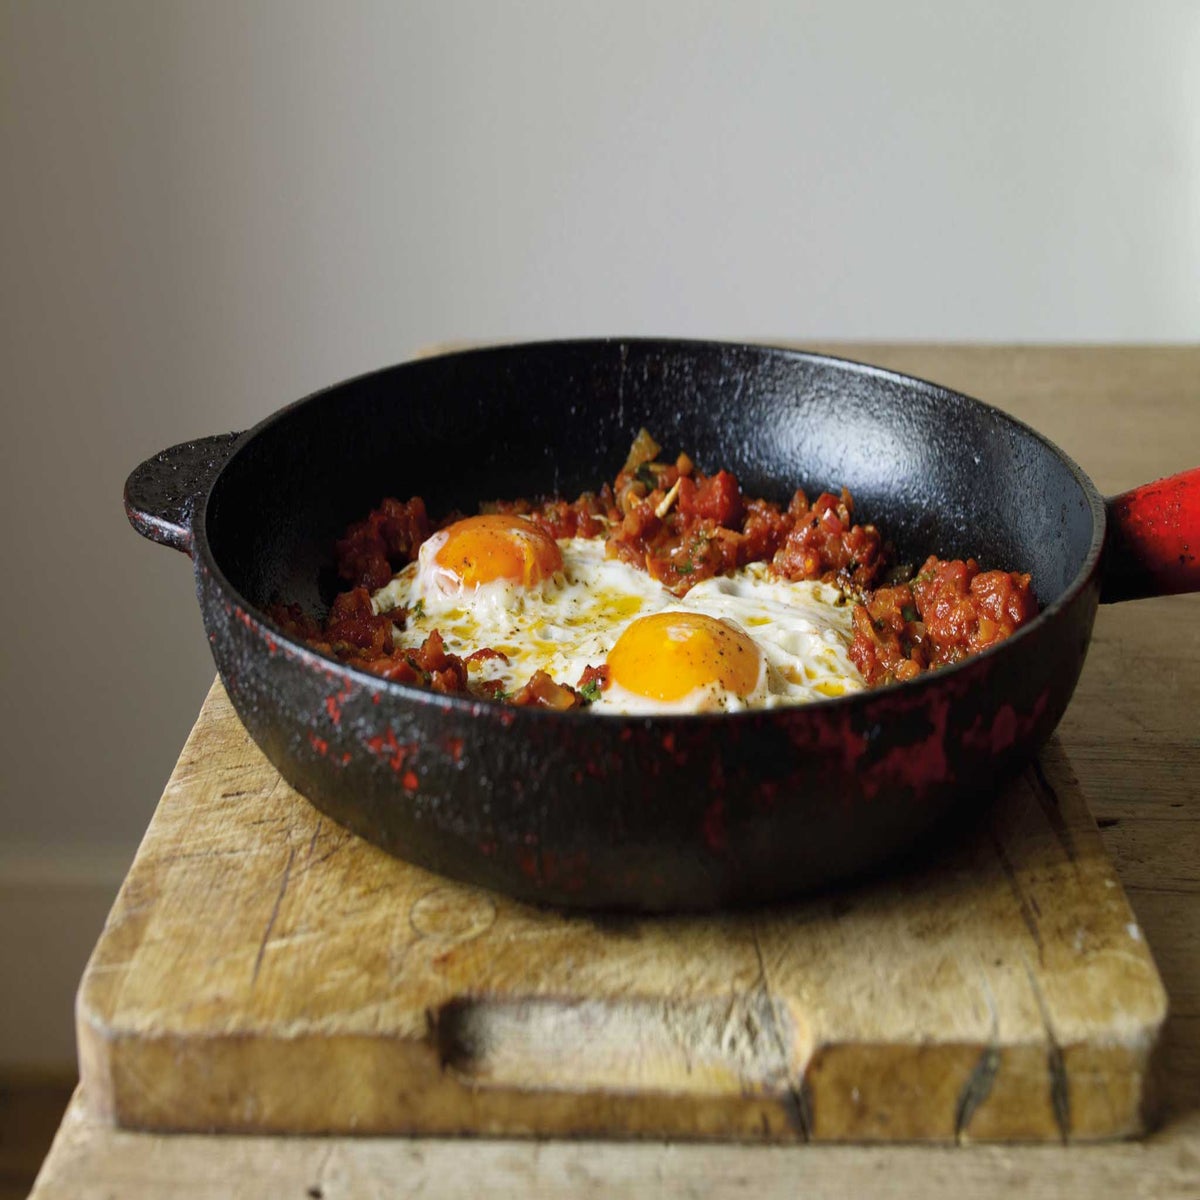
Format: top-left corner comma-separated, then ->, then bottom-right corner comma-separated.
124,432 -> 243,556
1101,467 -> 1200,603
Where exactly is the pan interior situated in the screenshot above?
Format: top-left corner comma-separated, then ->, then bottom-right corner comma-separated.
202,341 -> 1100,623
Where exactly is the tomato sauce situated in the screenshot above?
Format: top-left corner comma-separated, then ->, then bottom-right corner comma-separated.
271,430 -> 1038,703
336,496 -> 432,591
271,589 -> 472,693
848,556 -> 1037,685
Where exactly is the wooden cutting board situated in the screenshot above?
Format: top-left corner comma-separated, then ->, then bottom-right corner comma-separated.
77,680 -> 1166,1142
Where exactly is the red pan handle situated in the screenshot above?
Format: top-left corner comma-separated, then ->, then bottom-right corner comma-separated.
124,433 -> 243,556
1101,467 -> 1200,603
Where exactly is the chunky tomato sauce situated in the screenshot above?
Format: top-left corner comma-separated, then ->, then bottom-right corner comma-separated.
486,429 -> 886,598
270,431 -> 1037,704
848,556 -> 1038,685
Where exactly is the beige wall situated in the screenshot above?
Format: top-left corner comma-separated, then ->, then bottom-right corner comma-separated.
2,0 -> 1198,1066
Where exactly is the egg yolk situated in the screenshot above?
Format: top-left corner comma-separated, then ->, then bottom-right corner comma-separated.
433,514 -> 563,588
606,612 -> 762,703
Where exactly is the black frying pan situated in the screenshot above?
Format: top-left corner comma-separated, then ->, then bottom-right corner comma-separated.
124,340 -> 1200,911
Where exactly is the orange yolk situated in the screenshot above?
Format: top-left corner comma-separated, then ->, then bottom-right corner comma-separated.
433,514 -> 563,588
606,612 -> 762,703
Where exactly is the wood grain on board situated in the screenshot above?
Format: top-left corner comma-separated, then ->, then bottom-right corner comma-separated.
77,681 -> 1165,1142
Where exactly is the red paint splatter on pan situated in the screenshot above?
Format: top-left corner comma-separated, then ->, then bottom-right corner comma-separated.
702,797 -> 727,852
364,726 -> 417,774
324,686 -> 353,726
964,689 -> 1050,755
516,847 -> 539,881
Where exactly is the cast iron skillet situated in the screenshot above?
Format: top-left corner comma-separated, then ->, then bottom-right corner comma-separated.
124,340 -> 1200,911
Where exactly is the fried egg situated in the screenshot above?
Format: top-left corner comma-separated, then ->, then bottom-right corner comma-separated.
602,611 -> 771,713
372,514 -> 865,713
415,514 -> 565,613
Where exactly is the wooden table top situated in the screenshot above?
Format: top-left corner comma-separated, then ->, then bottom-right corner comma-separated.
33,345 -> 1200,1197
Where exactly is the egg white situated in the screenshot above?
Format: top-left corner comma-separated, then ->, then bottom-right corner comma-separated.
371,535 -> 866,712
681,565 -> 866,703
